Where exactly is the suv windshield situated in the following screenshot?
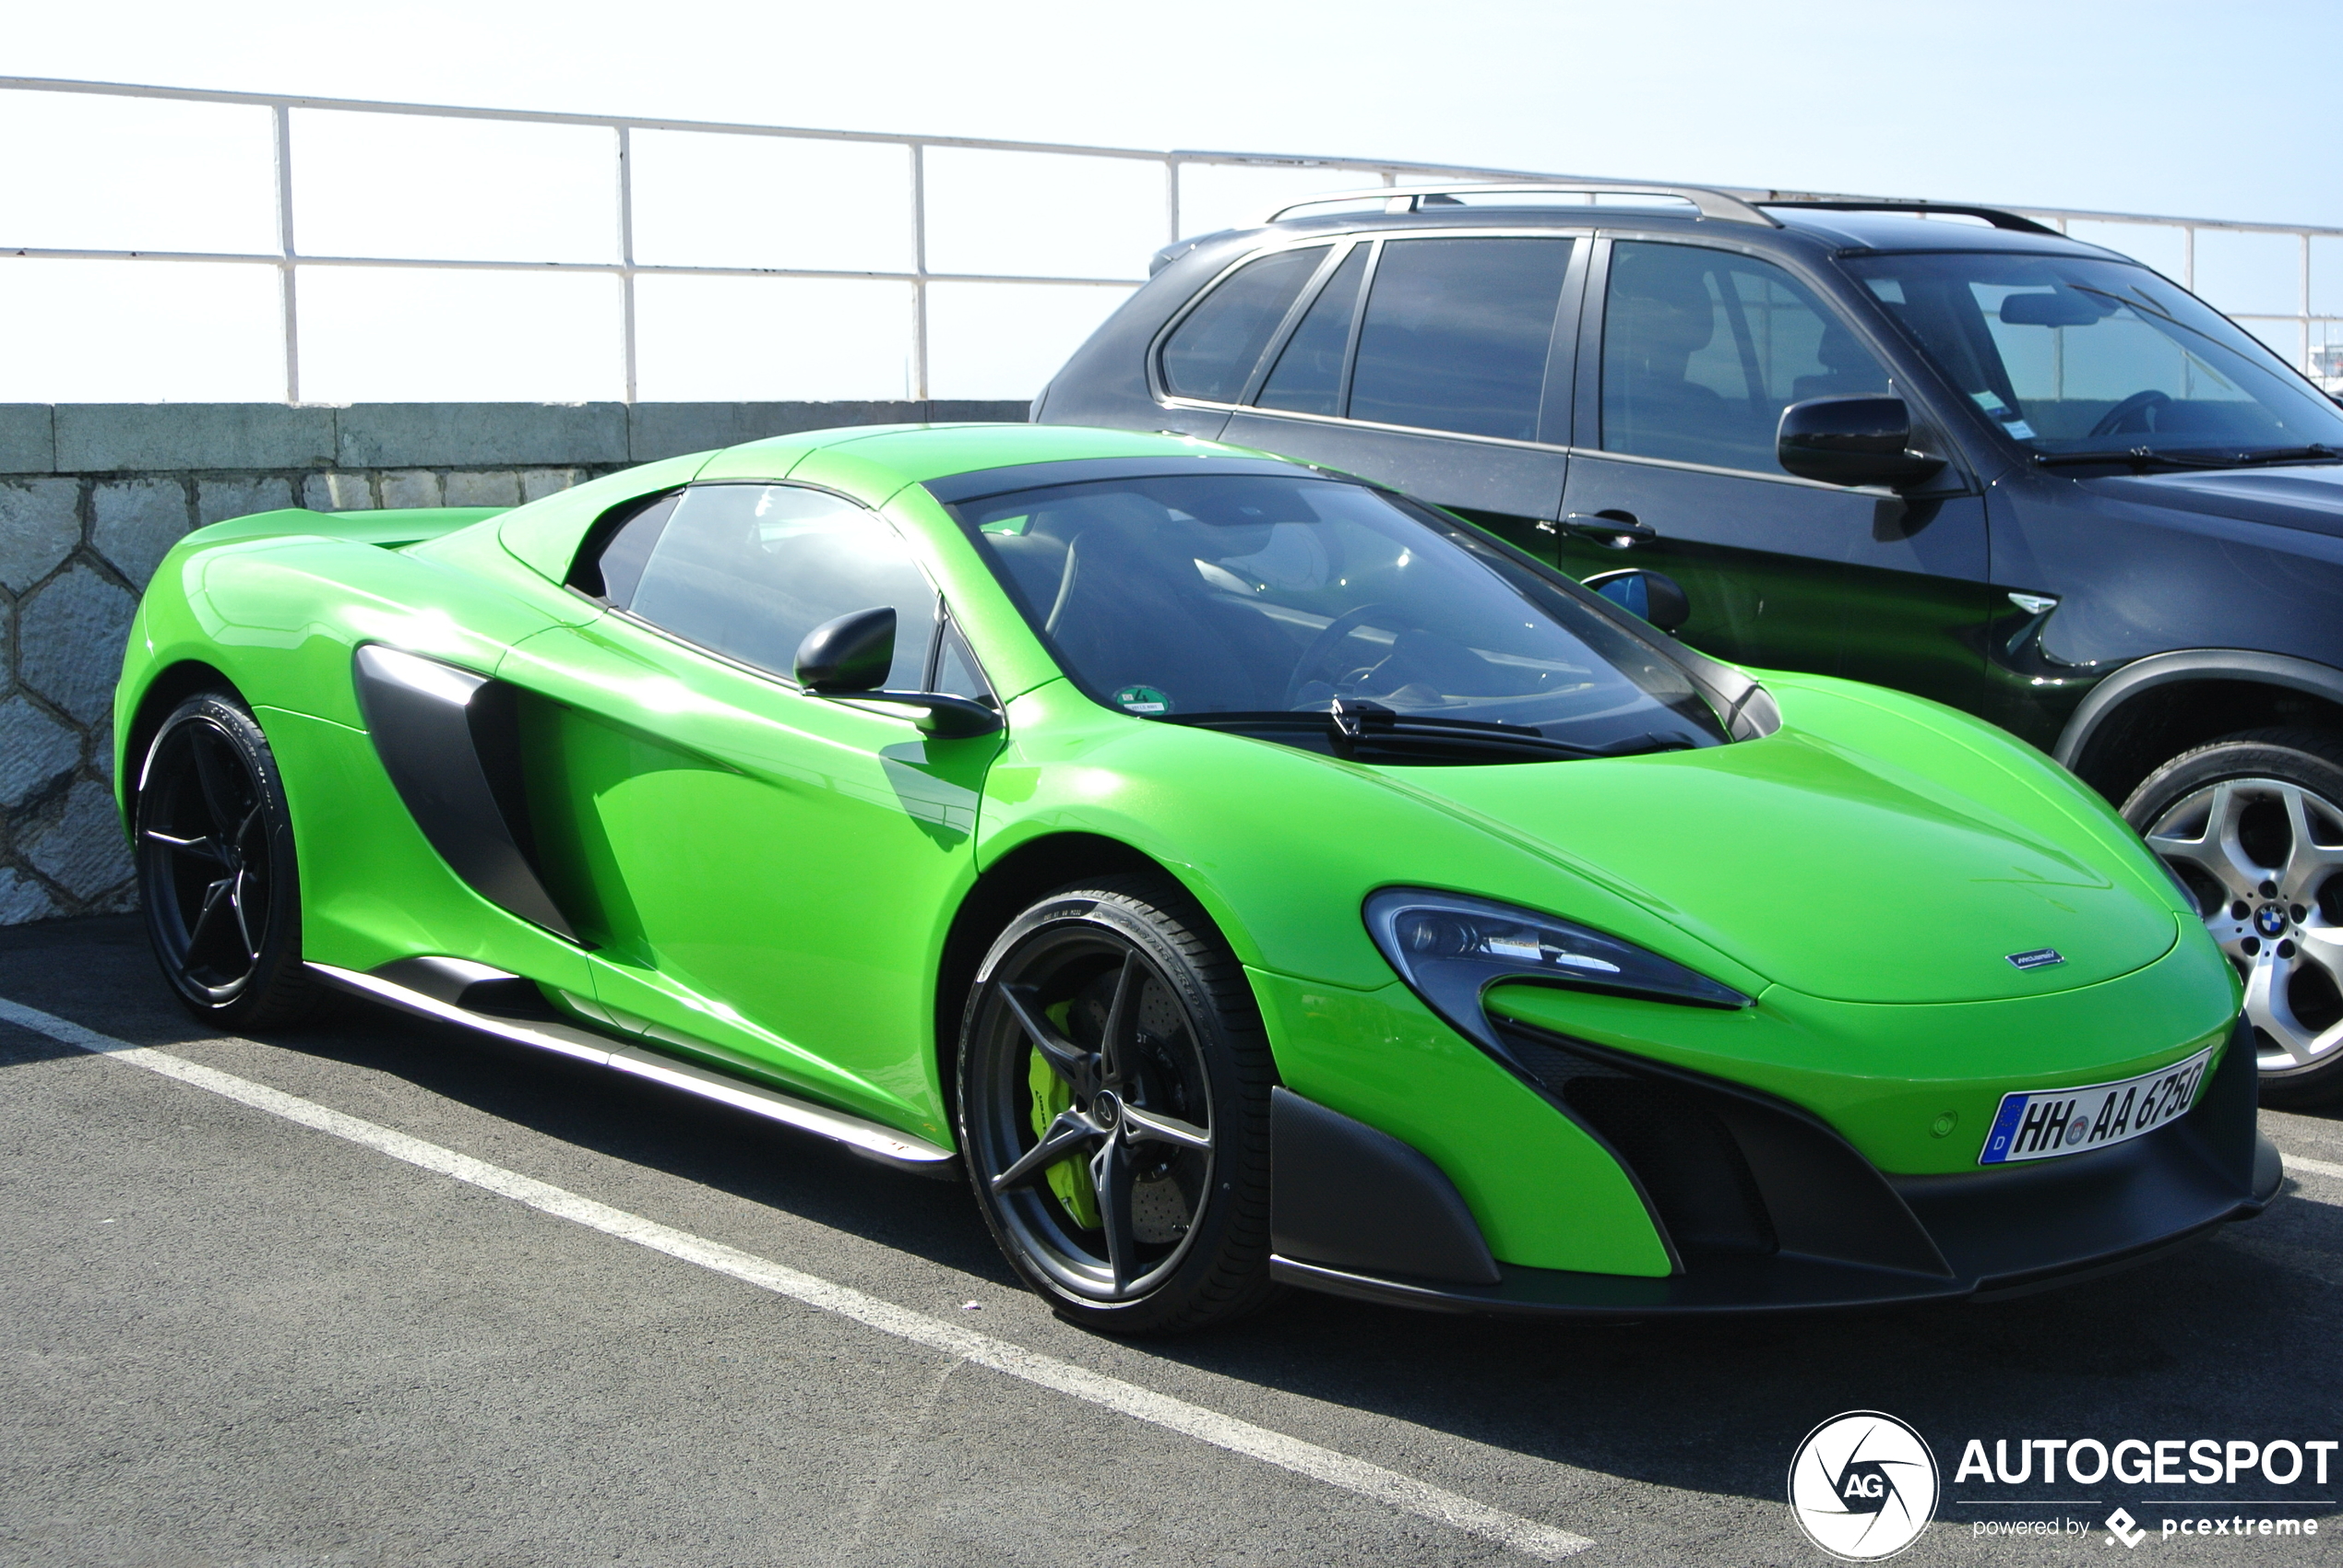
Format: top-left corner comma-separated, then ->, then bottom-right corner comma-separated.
947,472 -> 1725,760
1841,252 -> 2343,466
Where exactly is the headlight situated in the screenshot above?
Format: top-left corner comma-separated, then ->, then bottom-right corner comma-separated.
1363,887 -> 1749,1049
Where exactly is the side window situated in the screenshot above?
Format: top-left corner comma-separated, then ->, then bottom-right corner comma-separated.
570,490 -> 681,602
930,618 -> 993,704
614,483 -> 937,687
1348,237 -> 1575,441
1159,245 -> 1328,402
1601,242 -> 1890,472
1256,245 -> 1368,415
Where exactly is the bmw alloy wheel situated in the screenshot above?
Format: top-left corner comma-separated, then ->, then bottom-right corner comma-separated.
2132,739 -> 2343,1102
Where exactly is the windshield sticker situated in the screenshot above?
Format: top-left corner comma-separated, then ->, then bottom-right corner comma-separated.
1114,684 -> 1172,715
2003,420 -> 2038,439
1971,390 -> 2010,413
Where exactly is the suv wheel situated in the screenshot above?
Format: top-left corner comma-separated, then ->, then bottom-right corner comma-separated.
956,874 -> 1278,1334
2124,727 -> 2343,1106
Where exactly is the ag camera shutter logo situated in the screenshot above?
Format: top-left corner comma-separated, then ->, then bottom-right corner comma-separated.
1788,1411 -> 1940,1561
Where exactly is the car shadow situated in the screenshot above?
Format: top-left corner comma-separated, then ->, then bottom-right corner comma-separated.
8,916 -> 2338,1514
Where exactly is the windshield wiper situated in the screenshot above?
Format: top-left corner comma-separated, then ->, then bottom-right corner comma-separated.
2034,444 -> 2343,471
1160,701 -> 1651,761
2218,445 -> 2343,468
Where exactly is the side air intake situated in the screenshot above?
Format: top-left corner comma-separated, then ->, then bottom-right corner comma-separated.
351,644 -> 578,942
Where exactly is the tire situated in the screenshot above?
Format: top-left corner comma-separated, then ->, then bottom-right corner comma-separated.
956,873 -> 1278,1334
134,691 -> 327,1030
2123,727 -> 2343,1107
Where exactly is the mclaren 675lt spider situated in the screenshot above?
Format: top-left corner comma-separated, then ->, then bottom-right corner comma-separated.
115,422 -> 2281,1332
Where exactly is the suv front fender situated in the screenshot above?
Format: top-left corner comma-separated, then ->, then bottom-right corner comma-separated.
2054,647 -> 2343,800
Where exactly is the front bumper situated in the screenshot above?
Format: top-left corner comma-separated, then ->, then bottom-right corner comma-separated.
1270,1015 -> 2278,1318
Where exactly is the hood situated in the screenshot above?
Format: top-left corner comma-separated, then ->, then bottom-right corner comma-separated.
1360,688 -> 2180,1005
2086,462 -> 2343,541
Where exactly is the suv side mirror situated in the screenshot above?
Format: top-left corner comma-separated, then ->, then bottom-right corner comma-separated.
1777,396 -> 1946,488
1584,568 -> 1691,634
794,606 -> 896,693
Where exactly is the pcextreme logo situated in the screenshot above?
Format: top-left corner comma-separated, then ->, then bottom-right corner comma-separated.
1789,1411 -> 1942,1561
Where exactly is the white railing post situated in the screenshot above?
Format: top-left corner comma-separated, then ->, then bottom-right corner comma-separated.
910,141 -> 929,404
2301,230 -> 2313,375
273,100 -> 300,404
617,124 -> 637,405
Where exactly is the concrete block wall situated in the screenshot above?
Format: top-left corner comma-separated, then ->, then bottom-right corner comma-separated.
0,398 -> 1024,925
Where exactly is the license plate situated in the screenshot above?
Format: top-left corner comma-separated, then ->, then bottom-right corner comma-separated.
1978,1045 -> 2217,1165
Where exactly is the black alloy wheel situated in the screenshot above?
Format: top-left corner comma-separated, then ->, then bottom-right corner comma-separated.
2125,727 -> 2343,1107
957,874 -> 1277,1334
135,692 -> 325,1029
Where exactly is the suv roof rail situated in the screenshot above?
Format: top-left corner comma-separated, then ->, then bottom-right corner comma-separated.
1756,197 -> 2063,236
1263,181 -> 1780,228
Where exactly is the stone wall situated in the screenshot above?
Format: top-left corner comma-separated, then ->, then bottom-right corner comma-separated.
0,398 -> 1025,925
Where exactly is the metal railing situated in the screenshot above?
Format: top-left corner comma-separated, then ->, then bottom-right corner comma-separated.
7,74 -> 2343,400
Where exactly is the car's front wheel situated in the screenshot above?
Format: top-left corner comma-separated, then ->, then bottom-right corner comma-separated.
957,874 -> 1277,1334
134,691 -> 326,1030
2125,727 -> 2343,1106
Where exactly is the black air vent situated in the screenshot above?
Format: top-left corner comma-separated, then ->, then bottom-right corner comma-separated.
1563,1077 -> 1778,1256
1494,1020 -> 1949,1277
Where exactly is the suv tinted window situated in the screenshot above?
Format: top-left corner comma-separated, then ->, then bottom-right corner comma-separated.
1160,245 -> 1328,402
1602,241 -> 1888,471
614,483 -> 936,687
1257,245 -> 1368,416
1349,237 -> 1574,441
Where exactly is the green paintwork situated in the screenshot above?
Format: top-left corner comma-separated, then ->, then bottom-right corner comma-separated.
113,422 -> 2240,1280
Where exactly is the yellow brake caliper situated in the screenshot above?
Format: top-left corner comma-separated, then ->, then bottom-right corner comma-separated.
1029,1000 -> 1101,1229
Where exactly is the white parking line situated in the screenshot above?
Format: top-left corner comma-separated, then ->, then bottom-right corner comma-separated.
0,995 -> 1592,1562
2284,1150 -> 2343,1189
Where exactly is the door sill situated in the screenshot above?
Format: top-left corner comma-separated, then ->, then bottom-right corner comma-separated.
306,957 -> 961,1179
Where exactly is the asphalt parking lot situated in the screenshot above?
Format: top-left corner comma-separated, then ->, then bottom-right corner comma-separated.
4,915 -> 2339,1568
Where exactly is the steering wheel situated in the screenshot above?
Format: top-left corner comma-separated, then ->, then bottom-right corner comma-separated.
2089,389 -> 2171,438
1284,602 -> 1406,708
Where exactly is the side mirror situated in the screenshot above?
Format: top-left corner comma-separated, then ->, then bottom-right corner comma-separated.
792,605 -> 1004,739
794,606 -> 896,693
1584,568 -> 1691,634
1777,396 -> 1945,488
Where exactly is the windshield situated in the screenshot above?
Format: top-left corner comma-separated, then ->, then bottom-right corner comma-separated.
1839,252 -> 2343,464
947,472 -> 1726,758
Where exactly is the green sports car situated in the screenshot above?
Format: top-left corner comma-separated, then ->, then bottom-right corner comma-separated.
114,422 -> 2280,1332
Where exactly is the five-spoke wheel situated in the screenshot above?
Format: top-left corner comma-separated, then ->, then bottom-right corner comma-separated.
958,875 -> 1275,1333
135,692 -> 323,1028
2127,728 -> 2343,1105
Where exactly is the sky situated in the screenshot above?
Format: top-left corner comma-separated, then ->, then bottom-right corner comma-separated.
13,0 -> 2337,227
6,1 -> 2339,403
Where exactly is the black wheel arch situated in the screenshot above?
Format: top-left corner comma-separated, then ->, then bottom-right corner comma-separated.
2054,649 -> 2343,805
120,659 -> 244,830
934,833 -> 1212,1127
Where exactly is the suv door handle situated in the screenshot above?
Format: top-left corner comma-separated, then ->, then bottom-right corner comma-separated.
1561,511 -> 1658,549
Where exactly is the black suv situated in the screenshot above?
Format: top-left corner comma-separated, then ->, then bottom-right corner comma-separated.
1038,181 -> 2343,1103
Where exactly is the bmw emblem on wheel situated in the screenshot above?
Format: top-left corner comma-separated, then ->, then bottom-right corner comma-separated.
1787,1410 -> 1939,1561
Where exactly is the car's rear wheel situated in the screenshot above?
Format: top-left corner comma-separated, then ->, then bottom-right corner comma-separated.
957,874 -> 1277,1334
2124,727 -> 2343,1106
135,692 -> 325,1029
